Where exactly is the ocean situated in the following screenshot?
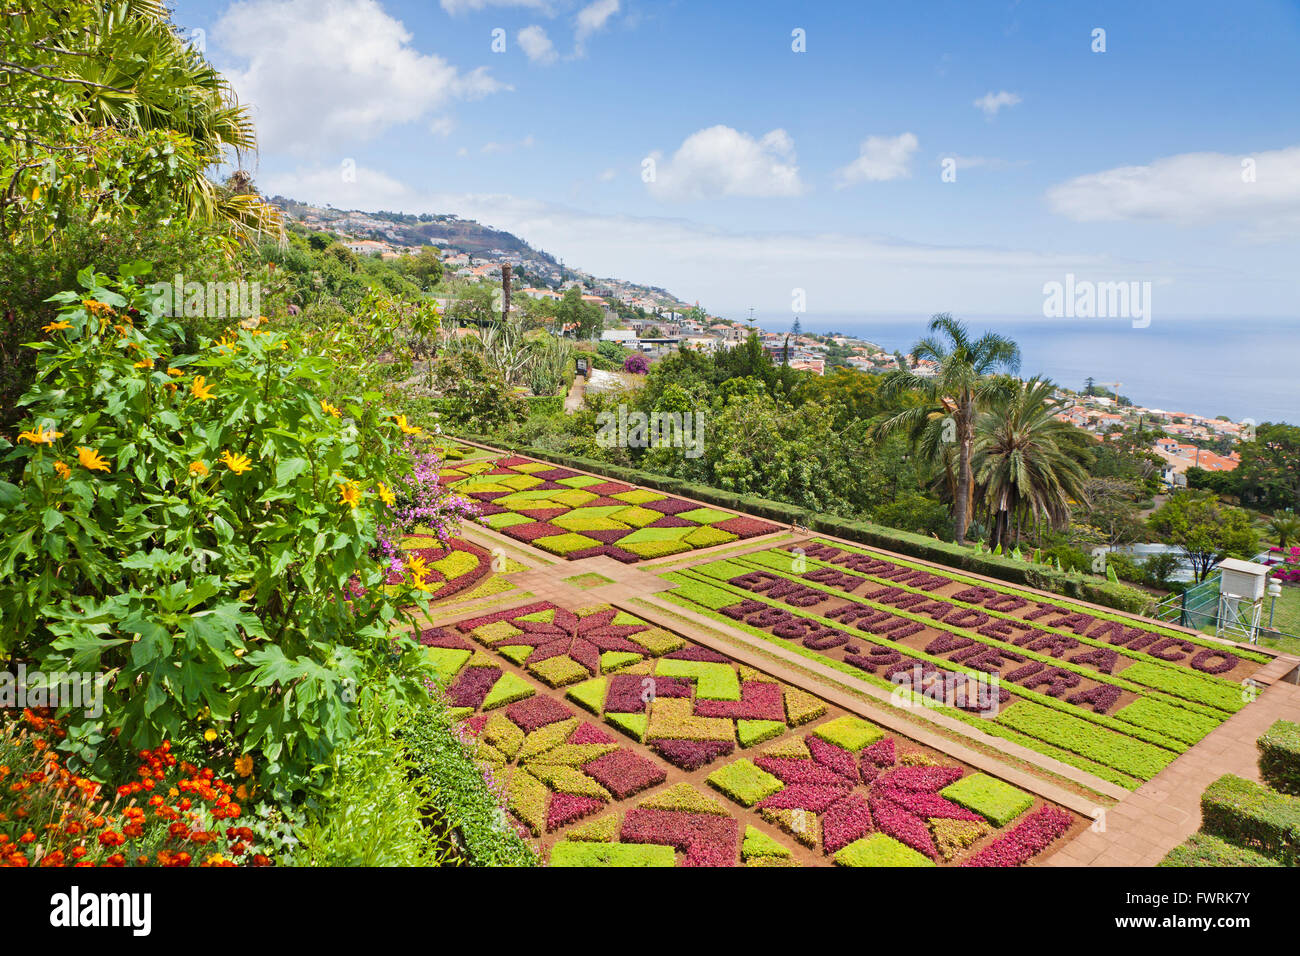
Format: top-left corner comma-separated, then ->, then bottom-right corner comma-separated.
751,314 -> 1300,425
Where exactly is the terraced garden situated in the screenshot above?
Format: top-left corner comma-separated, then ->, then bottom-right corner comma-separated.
439,454 -> 778,561
658,539 -> 1271,790
421,600 -> 1082,866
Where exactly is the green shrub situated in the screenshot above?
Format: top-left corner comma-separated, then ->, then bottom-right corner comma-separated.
0,265 -> 447,791
1159,832 -> 1282,867
1200,774 -> 1300,863
401,696 -> 537,867
293,696 -> 456,867
1258,720 -> 1300,795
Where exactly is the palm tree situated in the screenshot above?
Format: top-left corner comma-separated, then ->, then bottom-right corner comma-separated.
2,0 -> 280,244
973,377 -> 1092,549
1269,512 -> 1300,549
877,314 -> 1021,544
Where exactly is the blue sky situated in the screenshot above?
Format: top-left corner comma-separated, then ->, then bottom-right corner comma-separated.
173,0 -> 1300,323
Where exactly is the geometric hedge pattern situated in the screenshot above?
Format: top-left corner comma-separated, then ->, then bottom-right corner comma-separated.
426,601 -> 1078,866
439,455 -> 778,562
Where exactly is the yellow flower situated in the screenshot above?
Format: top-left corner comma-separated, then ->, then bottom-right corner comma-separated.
191,375 -> 216,401
189,460 -> 209,477
377,482 -> 395,507
321,400 -> 341,418
393,414 -> 422,436
405,554 -> 429,579
410,573 -> 435,593
166,368 -> 184,377
234,754 -> 254,778
338,481 -> 362,510
219,450 -> 252,475
76,446 -> 110,473
17,426 -> 62,445
203,729 -> 217,743
133,358 -> 153,369
83,299 -> 113,317
54,461 -> 71,480
41,320 -> 71,333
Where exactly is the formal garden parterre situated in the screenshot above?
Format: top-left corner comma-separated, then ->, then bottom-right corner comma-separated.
439,455 -> 780,562
656,538 -> 1270,790
420,599 -> 1083,866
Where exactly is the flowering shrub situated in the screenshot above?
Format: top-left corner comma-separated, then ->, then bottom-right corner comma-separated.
1265,547 -> 1300,584
0,710 -> 271,867
623,353 -> 649,375
0,265 -> 465,791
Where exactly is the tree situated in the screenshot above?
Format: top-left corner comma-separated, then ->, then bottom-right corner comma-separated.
1147,491 -> 1259,582
432,351 -> 527,432
973,377 -> 1091,549
403,246 -> 444,289
1235,423 -> 1300,511
877,314 -> 1021,544
1268,512 -> 1300,549
557,285 -> 603,339
2,1 -> 280,245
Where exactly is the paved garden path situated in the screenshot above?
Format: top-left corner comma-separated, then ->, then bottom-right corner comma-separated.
1044,659 -> 1300,866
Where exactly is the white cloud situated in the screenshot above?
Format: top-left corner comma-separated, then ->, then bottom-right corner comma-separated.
1047,146 -> 1300,239
646,126 -> 804,200
429,116 -> 455,136
518,25 -> 558,64
481,134 -> 536,154
835,133 -> 919,186
973,90 -> 1022,116
441,0 -> 551,14
574,0 -> 619,51
213,0 -> 509,154
599,167 -> 616,182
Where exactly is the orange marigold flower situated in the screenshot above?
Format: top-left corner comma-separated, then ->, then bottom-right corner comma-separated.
393,414 -> 422,435
53,461 -> 70,480
76,446 -> 111,473
338,481 -> 362,510
233,754 -> 253,778
219,450 -> 252,475
189,460 -> 209,477
17,426 -> 62,445
190,375 -> 216,401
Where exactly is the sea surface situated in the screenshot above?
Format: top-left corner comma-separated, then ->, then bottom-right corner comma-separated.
751,313 -> 1300,425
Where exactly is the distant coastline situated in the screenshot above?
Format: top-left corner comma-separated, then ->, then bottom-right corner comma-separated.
745,313 -> 1299,425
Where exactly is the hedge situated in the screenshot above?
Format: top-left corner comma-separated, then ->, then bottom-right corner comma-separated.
454,435 -> 1153,615
1258,719 -> 1300,795
1159,832 -> 1282,867
1200,774 -> 1300,863
524,395 -> 564,414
